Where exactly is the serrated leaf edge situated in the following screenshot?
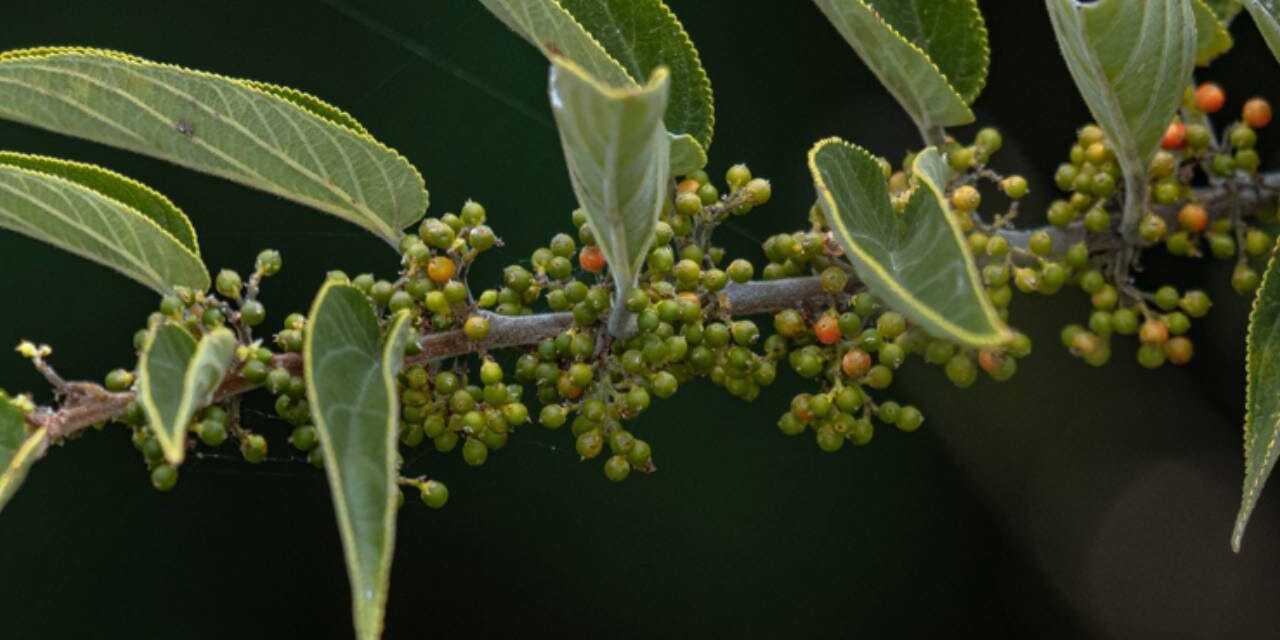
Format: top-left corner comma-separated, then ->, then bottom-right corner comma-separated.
0,161 -> 210,292
0,150 -> 200,255
0,46 -> 429,241
1233,236 -> 1280,551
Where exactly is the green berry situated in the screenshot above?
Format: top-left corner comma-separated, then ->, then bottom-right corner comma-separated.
255,249 -> 282,276
240,300 -> 266,327
215,269 -> 243,300
420,479 -> 449,508
105,368 -> 135,392
1179,290 -> 1211,318
462,437 -> 489,466
150,464 -> 178,491
945,354 -> 977,388
241,433 -> 268,463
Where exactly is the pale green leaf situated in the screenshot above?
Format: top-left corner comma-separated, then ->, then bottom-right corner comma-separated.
0,47 -> 427,244
811,0 -> 980,131
1045,0 -> 1196,239
669,132 -> 708,178
305,283 -> 412,640
0,392 -> 46,514
809,138 -> 1009,348
549,59 -> 670,331
0,159 -> 209,293
1245,0 -> 1280,65
138,324 -> 236,465
1194,0 -> 1234,66
0,150 -> 197,252
478,0 -> 711,173
1234,238 -> 1280,551
1210,0 -> 1245,22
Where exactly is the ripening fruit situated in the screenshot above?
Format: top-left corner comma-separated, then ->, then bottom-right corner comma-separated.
1164,337 -> 1194,365
1177,203 -> 1208,233
1244,97 -> 1273,129
1161,120 -> 1186,150
1139,319 -> 1169,344
951,185 -> 981,212
813,316 -> 841,345
1195,82 -> 1225,113
579,245 -> 606,273
842,348 -> 872,378
426,256 -> 455,284
464,315 -> 491,340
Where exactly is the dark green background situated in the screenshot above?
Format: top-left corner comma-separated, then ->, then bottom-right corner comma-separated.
2,1 -> 1279,637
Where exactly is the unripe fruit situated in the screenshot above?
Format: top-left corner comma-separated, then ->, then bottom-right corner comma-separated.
216,269 -> 243,300
420,480 -> 449,508
150,464 -> 178,491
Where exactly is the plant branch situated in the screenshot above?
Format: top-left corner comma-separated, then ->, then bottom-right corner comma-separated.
24,173 -> 1280,444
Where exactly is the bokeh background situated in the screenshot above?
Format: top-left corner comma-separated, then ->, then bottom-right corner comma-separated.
2,1 -> 1279,637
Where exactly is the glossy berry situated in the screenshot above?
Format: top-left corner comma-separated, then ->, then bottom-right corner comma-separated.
842,348 -> 872,378
255,249 -> 283,276
464,315 -> 491,340
579,245 -> 606,273
105,368 -> 135,392
426,256 -> 456,284
1194,82 -> 1225,113
1161,121 -> 1186,150
215,269 -> 243,300
813,316 -> 841,345
240,300 -> 266,327
1177,204 -> 1207,233
1244,97 -> 1273,128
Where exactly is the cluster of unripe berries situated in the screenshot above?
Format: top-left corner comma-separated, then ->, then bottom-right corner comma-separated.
1031,83 -> 1279,368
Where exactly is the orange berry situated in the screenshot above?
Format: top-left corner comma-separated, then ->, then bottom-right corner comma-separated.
841,348 -> 872,377
426,256 -> 455,284
1160,120 -> 1186,150
1244,98 -> 1272,128
1195,82 -> 1225,113
578,245 -> 606,273
1164,336 -> 1194,365
814,316 -> 841,345
676,179 -> 700,194
978,349 -> 1006,374
1177,203 -> 1208,233
1139,319 -> 1169,344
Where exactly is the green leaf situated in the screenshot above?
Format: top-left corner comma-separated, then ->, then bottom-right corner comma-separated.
1210,0 -> 1245,22
811,0 -> 985,132
1234,240 -> 1280,551
304,283 -> 413,640
478,0 -> 711,173
809,137 -> 1009,348
548,58 -> 670,333
1194,0 -> 1235,66
0,392 -> 46,514
138,324 -> 237,465
1045,0 -> 1197,241
0,47 -> 427,244
0,157 -> 209,293
1245,0 -> 1280,65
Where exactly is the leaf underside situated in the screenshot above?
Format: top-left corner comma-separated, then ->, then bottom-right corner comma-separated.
305,283 -> 412,640
0,47 -> 427,244
809,137 -> 1009,348
810,0 -> 982,130
138,324 -> 236,466
1235,237 -> 1280,551
1245,0 -> 1280,66
548,58 -> 671,311
0,392 -> 46,514
0,159 -> 209,293
1045,0 -> 1197,236
478,0 -> 712,174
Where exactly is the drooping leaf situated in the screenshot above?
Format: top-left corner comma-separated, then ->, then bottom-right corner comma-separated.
1045,0 -> 1197,239
138,324 -> 237,465
0,47 -> 427,244
1234,239 -> 1280,551
304,283 -> 412,640
0,151 -> 197,252
809,138 -> 1009,347
0,158 -> 209,293
810,0 -> 985,132
478,0 -> 711,173
0,392 -> 46,514
1245,0 -> 1280,65
1194,0 -> 1235,66
548,58 -> 670,332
